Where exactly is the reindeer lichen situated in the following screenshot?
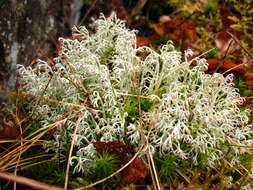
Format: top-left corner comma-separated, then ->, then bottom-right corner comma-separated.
18,14 -> 252,176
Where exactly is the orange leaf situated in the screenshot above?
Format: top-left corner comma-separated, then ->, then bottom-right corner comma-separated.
207,59 -> 239,71
207,58 -> 221,70
152,17 -> 197,42
221,59 -> 238,70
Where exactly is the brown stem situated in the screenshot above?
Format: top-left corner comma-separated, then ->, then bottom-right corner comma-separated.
226,31 -> 253,59
0,172 -> 64,190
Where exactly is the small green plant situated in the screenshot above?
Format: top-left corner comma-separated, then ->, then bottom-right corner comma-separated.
93,153 -> 119,179
235,77 -> 251,97
25,160 -> 65,186
155,155 -> 178,182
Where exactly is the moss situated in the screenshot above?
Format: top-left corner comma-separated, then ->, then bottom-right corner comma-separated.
123,96 -> 152,121
204,0 -> 218,18
155,86 -> 167,98
100,45 -> 116,67
25,160 -> 65,186
93,153 -> 119,179
155,154 -> 178,182
206,49 -> 219,59
235,77 -> 251,97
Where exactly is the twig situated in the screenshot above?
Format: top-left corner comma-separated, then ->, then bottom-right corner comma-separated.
189,48 -> 216,63
64,116 -> 82,190
79,0 -> 98,25
214,39 -> 234,74
222,63 -> 242,75
0,118 -> 67,171
226,31 -> 253,59
0,172 -> 64,190
175,169 -> 191,184
148,146 -> 162,190
222,31 -> 253,75
41,75 -> 53,96
8,92 -> 93,111
19,156 -> 64,171
4,154 -> 56,171
14,97 -> 23,190
146,153 -> 157,190
130,0 -> 148,19
14,128 -> 22,190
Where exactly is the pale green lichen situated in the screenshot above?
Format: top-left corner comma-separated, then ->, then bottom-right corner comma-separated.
18,14 -> 252,174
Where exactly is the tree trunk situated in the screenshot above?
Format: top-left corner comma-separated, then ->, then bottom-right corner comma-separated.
0,0 -> 82,106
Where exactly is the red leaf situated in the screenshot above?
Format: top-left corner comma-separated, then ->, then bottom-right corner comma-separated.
120,157 -> 149,186
136,36 -> 151,47
242,96 -> 253,106
93,141 -> 133,159
0,124 -> 20,140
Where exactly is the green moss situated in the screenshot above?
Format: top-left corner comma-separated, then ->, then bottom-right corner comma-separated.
206,49 -> 219,59
155,154 -> 178,182
155,86 -> 167,98
100,45 -> 116,67
93,153 -> 119,179
153,37 -> 170,46
27,122 -> 42,135
123,96 -> 152,121
239,153 -> 253,164
204,0 -> 218,18
197,148 -> 217,168
141,98 -> 153,112
235,77 -> 251,97
26,160 -> 65,186
123,96 -> 139,120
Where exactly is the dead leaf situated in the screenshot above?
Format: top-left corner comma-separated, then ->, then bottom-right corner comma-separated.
0,123 -> 20,140
244,72 -> 253,89
207,58 -> 220,70
120,157 -> 149,186
136,36 -> 151,47
152,17 -> 197,42
207,59 -> 239,72
214,31 -> 241,54
205,22 -> 217,32
221,59 -> 238,71
239,59 -> 253,73
242,96 -> 253,106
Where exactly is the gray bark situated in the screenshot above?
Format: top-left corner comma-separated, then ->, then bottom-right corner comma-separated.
0,0 -> 82,106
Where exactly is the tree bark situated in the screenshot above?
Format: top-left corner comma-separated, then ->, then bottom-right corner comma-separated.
0,0 -> 82,105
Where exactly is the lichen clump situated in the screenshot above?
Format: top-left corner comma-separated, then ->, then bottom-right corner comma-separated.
18,15 -> 252,174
